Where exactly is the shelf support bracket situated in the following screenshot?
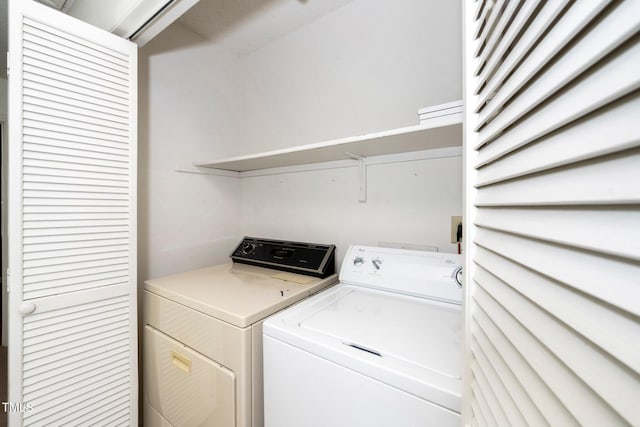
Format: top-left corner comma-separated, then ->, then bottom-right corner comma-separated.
346,152 -> 367,203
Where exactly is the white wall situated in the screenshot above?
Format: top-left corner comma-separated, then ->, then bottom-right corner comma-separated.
138,23 -> 242,281
240,153 -> 463,267
141,0 -> 463,279
237,0 -> 463,262
237,0 -> 462,155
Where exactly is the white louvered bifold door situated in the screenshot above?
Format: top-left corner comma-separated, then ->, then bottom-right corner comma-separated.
7,1 -> 138,426
463,1 -> 640,426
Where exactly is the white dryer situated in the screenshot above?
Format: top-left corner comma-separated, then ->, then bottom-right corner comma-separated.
263,245 -> 463,427
143,238 -> 337,427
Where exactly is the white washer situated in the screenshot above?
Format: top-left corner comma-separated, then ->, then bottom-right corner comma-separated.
143,238 -> 337,427
263,245 -> 463,427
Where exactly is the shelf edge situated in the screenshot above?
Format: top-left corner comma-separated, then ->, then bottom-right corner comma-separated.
195,118 -> 463,172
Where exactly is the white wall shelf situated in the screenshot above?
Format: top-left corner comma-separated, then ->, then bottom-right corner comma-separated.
194,116 -> 462,173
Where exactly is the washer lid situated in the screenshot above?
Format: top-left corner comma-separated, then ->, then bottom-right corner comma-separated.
264,283 -> 463,412
300,286 -> 462,378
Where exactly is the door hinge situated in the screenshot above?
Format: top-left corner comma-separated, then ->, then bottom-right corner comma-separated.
6,268 -> 10,293
6,51 -> 9,76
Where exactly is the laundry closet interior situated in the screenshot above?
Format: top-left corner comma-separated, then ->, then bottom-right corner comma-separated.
0,0 -> 464,425
138,0 -> 463,281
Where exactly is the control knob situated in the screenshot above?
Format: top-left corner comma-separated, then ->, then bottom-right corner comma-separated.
454,266 -> 463,288
241,242 -> 256,255
353,257 -> 365,266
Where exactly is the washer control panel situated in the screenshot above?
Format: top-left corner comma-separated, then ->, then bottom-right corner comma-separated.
341,245 -> 463,303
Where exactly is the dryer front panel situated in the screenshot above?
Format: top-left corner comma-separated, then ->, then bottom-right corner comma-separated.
144,325 -> 236,426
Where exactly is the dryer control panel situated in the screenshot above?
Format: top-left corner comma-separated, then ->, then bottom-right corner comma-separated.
231,237 -> 336,278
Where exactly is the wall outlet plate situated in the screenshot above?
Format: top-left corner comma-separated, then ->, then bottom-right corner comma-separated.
451,216 -> 462,243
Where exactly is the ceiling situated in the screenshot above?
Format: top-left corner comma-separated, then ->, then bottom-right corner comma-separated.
34,0 -> 75,12
0,0 -> 354,80
178,0 -> 355,56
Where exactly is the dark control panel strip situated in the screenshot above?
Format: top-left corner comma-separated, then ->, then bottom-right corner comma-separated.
230,237 -> 336,278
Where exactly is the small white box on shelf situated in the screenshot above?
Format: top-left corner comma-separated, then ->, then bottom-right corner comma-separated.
418,100 -> 463,126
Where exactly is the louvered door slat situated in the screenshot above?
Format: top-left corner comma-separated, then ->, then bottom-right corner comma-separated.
23,54 -> 129,97
24,122 -> 129,146
24,102 -> 129,130
474,207 -> 639,259
24,71 -> 129,107
24,159 -> 129,177
474,227 -> 640,316
27,365 -> 129,412
24,81 -> 129,114
476,248 -> 640,376
57,392 -> 130,427
24,245 -> 128,261
476,2 -> 639,141
474,1 -> 567,104
24,210 -> 128,220
23,47 -> 129,91
24,347 -> 129,390
24,110 -> 129,137
474,285 -> 628,426
24,141 -> 129,163
8,1 -> 137,425
471,329 -> 549,426
475,93 -> 640,186
24,277 -> 130,301
471,306 -> 579,426
24,136 -> 130,158
476,44 -> 640,166
21,41 -> 129,85
464,1 -> 640,426
24,87 -> 129,119
23,339 -> 128,382
24,238 -> 129,256
474,0 -> 536,81
469,380 -> 494,426
474,0 -> 503,58
473,0 -> 485,22
470,359 -> 511,427
476,149 -> 640,205
473,0 -> 492,40
475,1 -> 611,131
23,20 -> 129,70
473,0 -> 520,77
23,63 -> 128,101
